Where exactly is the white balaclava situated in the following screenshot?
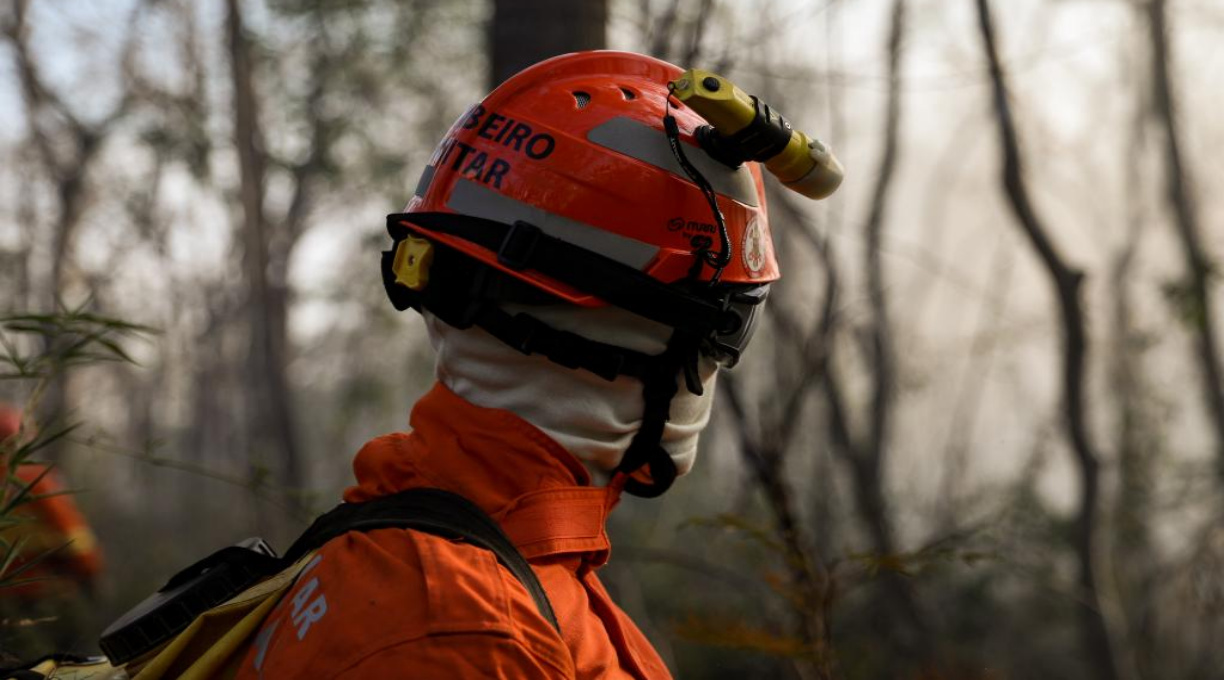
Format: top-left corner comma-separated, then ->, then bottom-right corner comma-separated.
424,303 -> 719,476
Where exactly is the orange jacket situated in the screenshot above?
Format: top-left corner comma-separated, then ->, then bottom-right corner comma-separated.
234,383 -> 673,679
2,463 -> 103,596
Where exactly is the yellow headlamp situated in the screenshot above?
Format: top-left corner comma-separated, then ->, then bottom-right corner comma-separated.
670,69 -> 844,200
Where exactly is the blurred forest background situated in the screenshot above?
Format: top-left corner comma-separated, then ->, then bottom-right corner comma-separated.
2,0 -> 1223,678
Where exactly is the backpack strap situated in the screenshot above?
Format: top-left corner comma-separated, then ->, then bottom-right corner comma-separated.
98,487 -> 561,667
282,488 -> 560,633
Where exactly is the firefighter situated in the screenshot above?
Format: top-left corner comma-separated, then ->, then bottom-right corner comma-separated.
0,405 -> 103,659
235,50 -> 835,678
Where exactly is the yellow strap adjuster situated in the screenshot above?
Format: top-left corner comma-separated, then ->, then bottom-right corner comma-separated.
391,236 -> 434,291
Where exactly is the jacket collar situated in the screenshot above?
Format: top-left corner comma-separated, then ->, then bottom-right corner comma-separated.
344,382 -> 621,565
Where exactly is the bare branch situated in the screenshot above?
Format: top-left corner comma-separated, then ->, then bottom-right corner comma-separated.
863,0 -> 905,469
723,376 -> 837,679
973,1 -> 1130,678
1145,0 -> 1224,487
681,0 -> 715,67
3,0 -> 148,460
936,238 -> 1014,529
768,194 -> 840,450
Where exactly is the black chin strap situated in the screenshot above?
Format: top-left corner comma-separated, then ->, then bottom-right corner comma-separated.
471,300 -> 702,499
472,304 -> 653,382
613,328 -> 704,498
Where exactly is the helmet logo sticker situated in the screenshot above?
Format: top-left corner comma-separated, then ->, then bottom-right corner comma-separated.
668,216 -> 721,255
428,105 -> 557,190
743,217 -> 766,277
666,216 -> 718,236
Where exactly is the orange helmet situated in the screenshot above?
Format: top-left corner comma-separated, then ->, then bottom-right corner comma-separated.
381,51 -> 780,496
399,50 -> 777,300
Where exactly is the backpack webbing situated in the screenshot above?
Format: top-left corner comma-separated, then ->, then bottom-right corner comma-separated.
286,487 -> 559,631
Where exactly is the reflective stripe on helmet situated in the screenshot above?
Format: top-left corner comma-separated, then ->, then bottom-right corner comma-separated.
413,163 -> 437,198
586,116 -> 760,208
446,178 -> 660,270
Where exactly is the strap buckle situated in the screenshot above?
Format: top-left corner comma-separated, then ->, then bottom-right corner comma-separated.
497,220 -> 542,270
507,313 -> 548,354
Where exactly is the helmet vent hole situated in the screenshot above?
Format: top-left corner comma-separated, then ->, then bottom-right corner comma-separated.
572,91 -> 591,109
619,87 -> 636,100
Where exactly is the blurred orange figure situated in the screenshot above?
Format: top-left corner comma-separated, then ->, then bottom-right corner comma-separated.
0,405 -> 103,597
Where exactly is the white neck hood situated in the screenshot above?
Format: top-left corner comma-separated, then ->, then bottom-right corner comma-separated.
424,304 -> 718,476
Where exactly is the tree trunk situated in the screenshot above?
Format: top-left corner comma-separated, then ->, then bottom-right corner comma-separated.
7,0 -> 108,455
226,0 -> 304,499
1111,12 -> 1158,675
489,0 -> 607,88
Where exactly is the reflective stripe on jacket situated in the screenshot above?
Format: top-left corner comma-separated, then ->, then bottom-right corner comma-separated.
234,382 -> 673,679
